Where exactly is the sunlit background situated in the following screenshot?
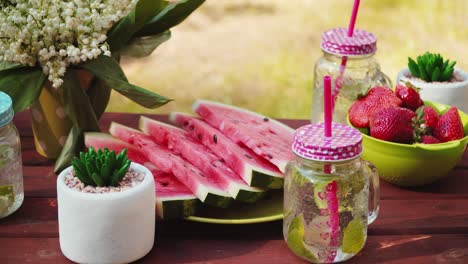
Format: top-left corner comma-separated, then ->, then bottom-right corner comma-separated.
114,0 -> 467,119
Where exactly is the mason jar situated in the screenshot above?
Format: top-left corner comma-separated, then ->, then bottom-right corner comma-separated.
283,123 -> 379,263
311,28 -> 392,124
0,91 -> 24,219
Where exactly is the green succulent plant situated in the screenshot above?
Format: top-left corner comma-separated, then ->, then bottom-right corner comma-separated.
72,147 -> 131,187
408,52 -> 456,82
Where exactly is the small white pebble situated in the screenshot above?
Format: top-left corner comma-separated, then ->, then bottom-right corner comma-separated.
65,169 -> 145,194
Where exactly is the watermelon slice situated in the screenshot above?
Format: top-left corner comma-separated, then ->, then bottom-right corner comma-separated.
169,112 -> 283,189
84,132 -> 198,219
108,122 -> 232,208
193,100 -> 295,173
139,116 -> 266,202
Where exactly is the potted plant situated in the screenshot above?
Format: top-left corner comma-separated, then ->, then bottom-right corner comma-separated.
57,147 -> 155,264
0,0 -> 205,172
397,52 -> 468,112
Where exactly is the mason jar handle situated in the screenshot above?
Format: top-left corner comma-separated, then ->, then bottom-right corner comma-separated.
382,71 -> 393,88
372,70 -> 393,89
365,161 -> 380,225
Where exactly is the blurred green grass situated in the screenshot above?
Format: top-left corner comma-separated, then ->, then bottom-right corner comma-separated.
112,0 -> 467,119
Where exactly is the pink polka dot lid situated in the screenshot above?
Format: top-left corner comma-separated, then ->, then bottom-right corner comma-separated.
292,123 -> 363,162
321,27 -> 377,56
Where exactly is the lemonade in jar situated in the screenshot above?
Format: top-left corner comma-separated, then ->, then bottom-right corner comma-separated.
0,92 -> 24,219
283,123 -> 379,263
311,28 -> 392,125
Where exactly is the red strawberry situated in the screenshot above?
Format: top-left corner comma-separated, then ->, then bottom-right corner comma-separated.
395,84 -> 424,111
421,106 -> 439,130
349,87 -> 402,128
434,107 -> 465,142
348,100 -> 373,128
421,135 -> 441,144
367,87 -> 403,106
369,107 -> 416,144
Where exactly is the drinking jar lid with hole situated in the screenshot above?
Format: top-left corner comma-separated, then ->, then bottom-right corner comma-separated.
311,27 -> 392,125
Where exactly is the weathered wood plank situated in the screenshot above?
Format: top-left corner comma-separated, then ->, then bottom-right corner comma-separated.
0,200 -> 58,238
23,166 -> 57,197
380,169 -> 468,199
460,150 -> 468,168
13,111 -> 33,137
0,235 -> 467,264
1,198 -> 467,238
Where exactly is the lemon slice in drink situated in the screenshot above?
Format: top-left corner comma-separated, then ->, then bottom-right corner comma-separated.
287,215 -> 318,262
0,185 -> 14,216
313,179 -> 347,211
342,218 -> 366,254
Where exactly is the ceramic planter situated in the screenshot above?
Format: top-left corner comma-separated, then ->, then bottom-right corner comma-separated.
397,68 -> 468,112
57,162 -> 155,264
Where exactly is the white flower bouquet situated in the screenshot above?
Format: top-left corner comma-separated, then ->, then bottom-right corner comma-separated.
0,0 -> 204,171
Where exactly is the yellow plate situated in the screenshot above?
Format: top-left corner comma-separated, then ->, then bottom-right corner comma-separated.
185,190 -> 284,224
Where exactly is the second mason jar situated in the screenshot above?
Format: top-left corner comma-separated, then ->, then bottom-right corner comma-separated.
311,28 -> 392,124
283,123 -> 379,263
0,91 -> 23,219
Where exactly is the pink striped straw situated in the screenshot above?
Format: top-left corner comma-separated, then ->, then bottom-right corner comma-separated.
326,181 -> 340,263
333,0 -> 361,108
348,0 -> 360,36
325,73 -> 338,262
324,76 -> 332,138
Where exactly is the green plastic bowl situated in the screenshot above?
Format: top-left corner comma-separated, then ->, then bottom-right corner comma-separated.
348,101 -> 468,187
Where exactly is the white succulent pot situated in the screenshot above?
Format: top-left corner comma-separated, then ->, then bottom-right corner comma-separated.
57,162 -> 155,264
397,68 -> 468,112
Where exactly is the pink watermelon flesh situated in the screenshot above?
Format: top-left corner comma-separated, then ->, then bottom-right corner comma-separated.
139,116 -> 265,202
169,112 -> 283,189
84,132 -> 197,219
108,123 -> 232,208
193,100 -> 294,173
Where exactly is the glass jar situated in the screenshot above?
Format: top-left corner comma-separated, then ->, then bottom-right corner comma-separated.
0,92 -> 23,219
311,28 -> 392,124
283,123 -> 379,263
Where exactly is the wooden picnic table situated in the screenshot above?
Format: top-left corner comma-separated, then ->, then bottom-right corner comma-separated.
1,112 -> 467,264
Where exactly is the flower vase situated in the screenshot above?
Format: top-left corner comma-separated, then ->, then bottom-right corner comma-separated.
30,71 -> 94,159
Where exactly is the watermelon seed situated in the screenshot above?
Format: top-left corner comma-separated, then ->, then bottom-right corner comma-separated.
161,182 -> 169,187
211,163 -> 217,168
183,121 -> 189,127
244,154 -> 253,159
189,125 -> 194,130
198,172 -> 205,178
268,128 -> 278,135
266,154 -> 273,159
213,134 -> 218,143
263,117 -> 269,122
197,134 -> 202,140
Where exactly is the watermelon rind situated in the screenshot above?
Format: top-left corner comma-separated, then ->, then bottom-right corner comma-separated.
169,112 -> 284,189
139,116 -> 266,203
157,196 -> 198,219
251,171 -> 284,189
108,122 -> 233,208
235,188 -> 267,203
84,132 -> 199,219
192,99 -> 294,173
